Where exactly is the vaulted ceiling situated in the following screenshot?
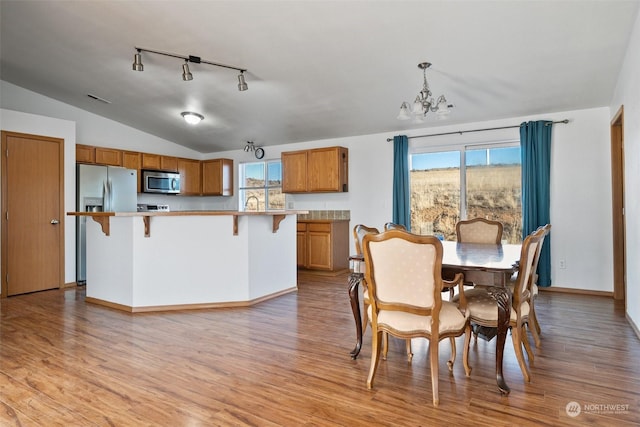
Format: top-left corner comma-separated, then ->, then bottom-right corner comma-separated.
1,1 -> 638,153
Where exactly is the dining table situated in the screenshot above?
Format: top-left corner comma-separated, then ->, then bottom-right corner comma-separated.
348,240 -> 521,395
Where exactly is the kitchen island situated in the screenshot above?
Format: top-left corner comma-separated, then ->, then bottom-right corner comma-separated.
67,210 -> 307,312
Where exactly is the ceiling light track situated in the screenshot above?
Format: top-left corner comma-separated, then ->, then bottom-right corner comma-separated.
132,47 -> 249,90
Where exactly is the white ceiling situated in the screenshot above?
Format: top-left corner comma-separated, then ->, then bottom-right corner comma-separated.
1,1 -> 638,153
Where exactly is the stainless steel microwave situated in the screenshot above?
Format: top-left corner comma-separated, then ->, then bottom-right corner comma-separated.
142,170 -> 181,194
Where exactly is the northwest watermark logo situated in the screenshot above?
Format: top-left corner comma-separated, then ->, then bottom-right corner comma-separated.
566,401 -> 630,417
565,401 -> 581,417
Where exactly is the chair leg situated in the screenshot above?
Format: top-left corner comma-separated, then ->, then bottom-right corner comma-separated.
522,324 -> 535,363
405,339 -> 413,363
529,303 -> 542,347
462,324 -> 472,377
446,337 -> 456,371
511,325 -> 531,382
430,338 -> 440,407
367,329 -> 383,389
382,332 -> 389,360
361,303 -> 369,336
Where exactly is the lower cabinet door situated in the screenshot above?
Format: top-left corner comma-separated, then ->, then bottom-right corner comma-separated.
307,231 -> 332,270
297,230 -> 307,267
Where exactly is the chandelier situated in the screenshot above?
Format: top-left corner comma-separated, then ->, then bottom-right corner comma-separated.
397,62 -> 452,122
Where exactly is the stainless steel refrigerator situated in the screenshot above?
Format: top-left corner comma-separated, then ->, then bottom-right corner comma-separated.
76,164 -> 137,285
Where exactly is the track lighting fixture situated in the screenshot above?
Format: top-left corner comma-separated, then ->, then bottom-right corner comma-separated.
181,112 -> 204,125
244,141 -> 264,159
132,49 -> 143,71
238,71 -> 248,91
182,61 -> 193,81
132,47 -> 248,91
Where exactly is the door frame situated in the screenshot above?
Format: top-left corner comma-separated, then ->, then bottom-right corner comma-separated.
610,106 -> 626,304
1,131 -> 66,297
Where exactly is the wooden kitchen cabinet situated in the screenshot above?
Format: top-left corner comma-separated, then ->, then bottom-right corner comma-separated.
282,150 -> 308,193
161,156 -> 178,172
297,220 -> 349,271
122,151 -> 142,193
282,146 -> 348,193
95,147 -> 122,166
141,153 -> 161,170
140,154 -> 177,171
202,158 -> 233,196
178,158 -> 202,195
76,144 -> 95,164
76,144 -> 233,197
296,222 -> 308,268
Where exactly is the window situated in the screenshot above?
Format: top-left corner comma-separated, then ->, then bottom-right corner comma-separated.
410,143 -> 522,243
239,160 -> 284,211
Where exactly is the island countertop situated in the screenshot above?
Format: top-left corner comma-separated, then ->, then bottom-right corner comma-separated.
67,210 -> 309,237
67,209 -> 308,217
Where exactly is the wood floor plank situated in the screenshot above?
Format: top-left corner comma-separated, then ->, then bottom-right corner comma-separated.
1,271 -> 639,425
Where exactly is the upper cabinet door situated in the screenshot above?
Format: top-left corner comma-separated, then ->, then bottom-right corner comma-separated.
202,159 -> 233,196
95,148 -> 122,166
282,146 -> 348,193
178,158 -> 202,195
282,150 -> 308,193
76,144 -> 96,164
161,156 -> 178,172
141,153 -> 161,170
307,147 -> 348,192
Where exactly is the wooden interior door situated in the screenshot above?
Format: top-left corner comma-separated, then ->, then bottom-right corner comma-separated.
611,106 -> 626,304
1,131 -> 65,296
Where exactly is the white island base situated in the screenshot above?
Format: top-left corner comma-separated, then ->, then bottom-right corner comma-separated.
82,212 -> 301,312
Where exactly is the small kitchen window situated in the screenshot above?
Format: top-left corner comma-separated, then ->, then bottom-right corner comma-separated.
239,160 -> 284,211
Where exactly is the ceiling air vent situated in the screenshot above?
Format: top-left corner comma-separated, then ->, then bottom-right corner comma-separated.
87,93 -> 111,104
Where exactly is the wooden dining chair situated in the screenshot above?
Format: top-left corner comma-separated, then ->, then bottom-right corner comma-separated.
355,224 -> 413,361
515,223 -> 551,347
383,221 -> 462,361
453,218 -> 504,292
362,229 -> 471,406
384,222 -> 407,231
460,227 -> 545,382
456,218 -> 503,244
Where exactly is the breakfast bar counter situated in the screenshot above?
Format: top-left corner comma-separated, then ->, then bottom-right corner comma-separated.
67,210 -> 307,312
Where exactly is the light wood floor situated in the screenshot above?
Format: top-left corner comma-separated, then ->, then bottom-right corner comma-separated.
1,271 -> 639,426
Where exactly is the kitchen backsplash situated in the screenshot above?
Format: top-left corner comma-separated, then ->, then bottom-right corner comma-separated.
297,210 -> 350,220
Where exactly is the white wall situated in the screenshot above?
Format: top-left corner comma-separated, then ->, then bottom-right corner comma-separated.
0,81 -> 616,297
611,9 -> 640,330
238,108 -> 612,294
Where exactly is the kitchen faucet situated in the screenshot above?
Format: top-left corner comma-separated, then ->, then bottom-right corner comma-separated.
244,195 -> 260,211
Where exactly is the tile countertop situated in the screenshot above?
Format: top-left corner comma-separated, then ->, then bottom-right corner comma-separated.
296,210 -> 350,221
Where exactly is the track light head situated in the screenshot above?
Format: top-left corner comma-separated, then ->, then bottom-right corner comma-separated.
182,61 -> 193,81
238,72 -> 248,91
132,50 -> 143,71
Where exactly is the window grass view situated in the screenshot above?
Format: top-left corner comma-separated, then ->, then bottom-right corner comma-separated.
239,161 -> 284,210
410,146 -> 522,243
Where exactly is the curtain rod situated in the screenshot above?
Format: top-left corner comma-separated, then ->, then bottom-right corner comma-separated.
386,119 -> 569,142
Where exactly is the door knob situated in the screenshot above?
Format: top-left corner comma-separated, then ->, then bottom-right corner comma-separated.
51,219 -> 60,224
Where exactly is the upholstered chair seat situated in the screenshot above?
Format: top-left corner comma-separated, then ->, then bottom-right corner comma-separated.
459,288 -> 530,324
